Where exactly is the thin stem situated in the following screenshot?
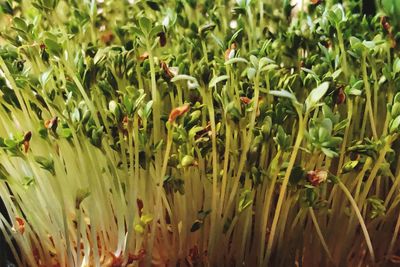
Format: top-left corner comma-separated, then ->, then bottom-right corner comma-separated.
264,112 -> 307,265
258,151 -> 282,267
361,53 -> 378,140
207,88 -> 220,259
221,72 -> 261,227
337,26 -> 349,81
309,208 -> 334,262
338,180 -> 375,263
337,98 -> 353,174
387,210 -> 400,258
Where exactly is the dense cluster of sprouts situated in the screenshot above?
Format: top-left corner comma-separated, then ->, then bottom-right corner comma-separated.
1,0 -> 400,266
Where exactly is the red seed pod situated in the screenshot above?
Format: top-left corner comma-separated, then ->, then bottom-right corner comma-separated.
100,31 -> 115,45
323,40 -> 332,49
158,31 -> 167,47
240,96 -> 251,105
137,198 -> 143,217
45,117 -> 58,130
336,86 -> 346,105
24,131 -> 32,142
161,61 -> 174,79
110,252 -> 123,267
168,104 -> 190,123
23,140 -> 30,153
307,170 -> 328,186
15,217 -> 25,234
139,52 -> 149,61
381,16 -> 391,32
128,249 -> 146,262
224,43 -> 237,61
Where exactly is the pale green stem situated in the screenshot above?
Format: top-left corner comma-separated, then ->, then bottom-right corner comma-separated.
309,208 -> 334,262
337,26 -> 349,81
338,181 -> 375,263
361,53 -> 378,140
264,112 -> 307,265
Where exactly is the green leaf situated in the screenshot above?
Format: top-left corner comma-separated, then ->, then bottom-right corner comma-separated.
209,75 -> 228,88
394,58 -> 400,75
342,160 -> 359,173
362,40 -> 375,50
367,196 -> 385,219
58,127 -> 73,139
123,96 -> 133,114
199,23 -> 216,36
0,1 -> 13,15
142,100 -> 153,119
229,28 -> 243,45
274,126 -> 291,151
249,55 -> 258,68
189,126 -> 204,140
269,90 -> 296,101
349,36 -> 363,55
35,156 -> 55,175
13,17 -> 28,32
321,147 -> 338,158
331,69 -> 342,80
331,4 -> 347,24
134,224 -> 145,233
39,68 -> 53,87
238,189 -> 253,213
247,67 -> 256,80
4,139 -> 17,149
395,92 -> 400,103
149,25 -> 163,39
334,119 -> 349,132
181,155 -> 194,167
318,127 -> 330,142
258,57 -> 274,69
389,115 -> 400,134
260,64 -> 278,73
140,214 -> 153,224
44,38 -> 62,56
171,74 -> 198,83
133,91 -> 146,113
347,88 -> 362,96
305,82 -> 330,112
224,57 -> 248,65
139,17 -> 152,34
392,102 -> 400,118
226,101 -> 242,121
0,164 -> 8,180
75,188 -> 91,209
